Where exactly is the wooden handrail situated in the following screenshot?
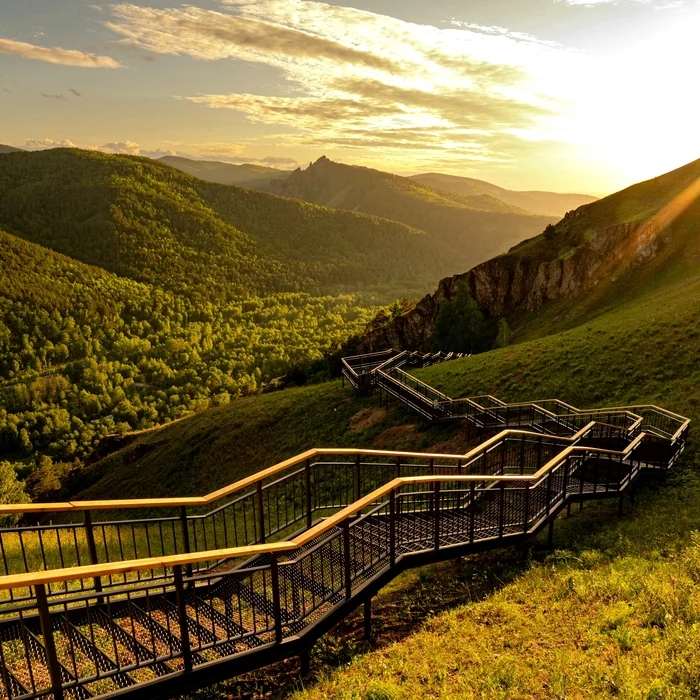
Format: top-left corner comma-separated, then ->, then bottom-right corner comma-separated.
0,437 -> 546,515
0,426 -> 656,590
0,416 -> 660,516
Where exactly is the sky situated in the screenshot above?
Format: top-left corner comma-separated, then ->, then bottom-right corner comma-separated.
1,0 -> 699,194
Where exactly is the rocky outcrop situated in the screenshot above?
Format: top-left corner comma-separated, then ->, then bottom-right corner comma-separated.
359,214 -> 664,352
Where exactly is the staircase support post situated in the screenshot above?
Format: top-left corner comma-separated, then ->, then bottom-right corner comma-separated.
179,506 -> 193,581
618,495 -> 624,516
354,454 -> 361,502
35,583 -> 64,700
270,553 -> 283,645
300,649 -> 310,676
83,510 -> 103,599
547,519 -> 554,550
389,490 -> 396,566
363,599 -> 372,640
173,565 -> 192,672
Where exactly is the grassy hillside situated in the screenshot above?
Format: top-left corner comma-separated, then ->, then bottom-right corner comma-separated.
158,156 -> 287,189
0,148 -> 456,301
509,156 -> 700,342
0,145 -> 23,154
410,171 -> 598,217
266,157 -> 554,270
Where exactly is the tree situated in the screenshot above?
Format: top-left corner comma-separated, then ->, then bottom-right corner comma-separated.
0,461 -> 30,526
433,282 -> 486,354
496,318 -> 512,348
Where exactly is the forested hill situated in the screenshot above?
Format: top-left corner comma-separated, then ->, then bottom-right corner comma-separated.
0,145 -> 23,154
265,156 -> 555,270
0,223 -> 380,481
0,148 -> 459,302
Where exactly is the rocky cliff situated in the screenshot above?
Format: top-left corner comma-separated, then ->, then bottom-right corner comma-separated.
359,194 -> 677,352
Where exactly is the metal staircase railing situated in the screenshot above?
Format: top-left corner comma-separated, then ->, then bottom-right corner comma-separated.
342,349 -> 688,441
0,354 -> 689,699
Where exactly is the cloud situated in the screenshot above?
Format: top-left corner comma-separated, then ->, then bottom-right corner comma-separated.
25,138 -> 78,149
0,38 -> 120,68
106,4 -> 396,72
42,93 -> 67,101
69,88 -> 82,97
99,140 -> 142,155
104,1 -> 581,167
259,156 -> 298,166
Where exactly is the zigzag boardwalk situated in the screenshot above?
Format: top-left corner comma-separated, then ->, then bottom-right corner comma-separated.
0,351 -> 689,699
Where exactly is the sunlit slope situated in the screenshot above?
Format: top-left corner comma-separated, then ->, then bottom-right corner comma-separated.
511,156 -> 700,340
75,267 -> 700,502
0,148 -> 455,301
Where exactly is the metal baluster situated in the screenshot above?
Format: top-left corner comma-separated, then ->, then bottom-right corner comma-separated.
270,554 -> 283,644
179,507 -> 193,580
434,480 -> 440,550
523,481 -> 530,533
36,583 -> 64,700
389,490 -> 396,566
173,565 -> 192,672
343,520 -> 352,600
83,510 -> 103,598
498,482 -> 505,538
305,459 -> 312,529
257,481 -> 266,544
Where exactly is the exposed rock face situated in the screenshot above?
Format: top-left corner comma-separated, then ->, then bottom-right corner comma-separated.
359,214 -> 662,352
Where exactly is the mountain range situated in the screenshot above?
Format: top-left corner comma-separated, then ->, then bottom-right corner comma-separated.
263,156 -> 555,271
408,172 -> 597,217
0,148 -> 459,301
157,156 -> 286,189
